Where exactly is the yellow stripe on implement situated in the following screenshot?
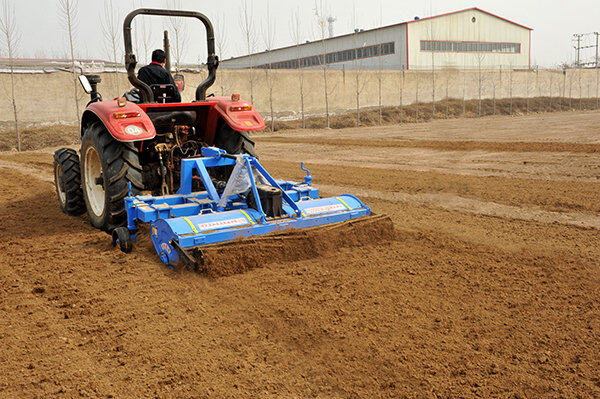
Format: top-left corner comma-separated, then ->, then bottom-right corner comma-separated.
182,217 -> 199,234
335,196 -> 351,210
239,210 -> 256,225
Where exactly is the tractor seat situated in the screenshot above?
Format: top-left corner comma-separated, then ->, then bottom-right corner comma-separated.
150,84 -> 179,103
148,110 -> 197,131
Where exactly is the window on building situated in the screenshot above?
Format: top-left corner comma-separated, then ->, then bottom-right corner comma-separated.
420,40 -> 521,54
255,41 -> 395,69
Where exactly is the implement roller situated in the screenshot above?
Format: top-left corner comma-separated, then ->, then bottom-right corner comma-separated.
112,147 -> 393,275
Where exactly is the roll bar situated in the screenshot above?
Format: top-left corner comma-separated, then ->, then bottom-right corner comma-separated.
123,8 -> 219,103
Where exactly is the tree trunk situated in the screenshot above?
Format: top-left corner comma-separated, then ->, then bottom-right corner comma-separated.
9,66 -> 19,151
431,67 -> 435,119
355,71 -> 360,126
526,71 -> 530,114
399,71 -> 404,123
323,66 -> 330,128
113,45 -> 120,95
300,69 -> 305,128
416,74 -> 420,123
66,2 -> 80,124
509,69 -> 513,115
445,75 -> 449,119
462,73 -> 466,117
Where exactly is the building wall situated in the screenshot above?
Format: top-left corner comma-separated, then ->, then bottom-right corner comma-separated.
407,9 -> 530,70
221,24 -> 408,70
221,9 -> 530,71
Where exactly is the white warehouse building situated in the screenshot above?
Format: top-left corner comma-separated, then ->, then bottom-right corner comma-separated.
220,7 -> 532,70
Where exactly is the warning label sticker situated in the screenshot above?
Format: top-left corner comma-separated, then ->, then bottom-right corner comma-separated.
304,203 -> 346,215
197,217 -> 249,231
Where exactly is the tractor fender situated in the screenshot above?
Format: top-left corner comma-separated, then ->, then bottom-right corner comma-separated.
81,100 -> 156,142
205,96 -> 265,143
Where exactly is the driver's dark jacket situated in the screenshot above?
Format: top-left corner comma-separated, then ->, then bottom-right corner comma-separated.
137,62 -> 181,102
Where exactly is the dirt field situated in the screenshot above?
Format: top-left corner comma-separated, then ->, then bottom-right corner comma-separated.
0,111 -> 599,397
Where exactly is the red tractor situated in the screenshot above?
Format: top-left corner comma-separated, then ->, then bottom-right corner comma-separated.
53,8 -> 265,233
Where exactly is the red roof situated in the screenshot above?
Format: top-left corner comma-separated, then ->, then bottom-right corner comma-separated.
407,7 -> 532,31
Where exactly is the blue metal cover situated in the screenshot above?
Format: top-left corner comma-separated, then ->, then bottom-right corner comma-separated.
122,148 -> 371,266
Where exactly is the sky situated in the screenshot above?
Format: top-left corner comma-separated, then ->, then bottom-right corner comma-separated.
9,0 -> 600,67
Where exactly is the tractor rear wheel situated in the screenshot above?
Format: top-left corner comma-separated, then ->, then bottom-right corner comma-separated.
53,148 -> 86,216
80,122 -> 143,232
214,123 -> 257,157
212,123 -> 258,182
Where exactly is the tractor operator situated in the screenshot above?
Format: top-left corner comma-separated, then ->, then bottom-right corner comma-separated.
137,49 -> 181,102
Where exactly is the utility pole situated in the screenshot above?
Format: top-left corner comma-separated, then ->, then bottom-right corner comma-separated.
574,33 -> 583,67
572,32 -> 599,68
594,32 -> 600,68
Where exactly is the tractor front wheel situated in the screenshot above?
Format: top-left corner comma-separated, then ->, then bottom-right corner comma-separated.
80,122 -> 143,232
53,148 -> 86,216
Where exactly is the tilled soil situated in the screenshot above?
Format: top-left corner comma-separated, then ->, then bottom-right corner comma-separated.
0,111 -> 599,397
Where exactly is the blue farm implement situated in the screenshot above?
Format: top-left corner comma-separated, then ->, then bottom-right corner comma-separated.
111,147 -> 393,275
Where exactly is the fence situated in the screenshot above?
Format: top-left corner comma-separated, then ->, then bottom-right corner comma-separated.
0,67 -> 598,126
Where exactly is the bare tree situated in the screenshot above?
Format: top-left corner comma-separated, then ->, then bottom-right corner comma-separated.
261,2 -> 276,131
33,48 -> 47,59
508,66 -> 513,114
596,66 -> 600,109
314,0 -> 330,128
491,70 -> 498,115
548,70 -> 553,110
131,0 -> 141,62
568,69 -> 573,110
578,70 -> 583,110
239,0 -> 256,103
415,71 -> 420,122
525,69 -> 530,114
131,0 -> 153,65
535,69 -> 542,112
57,0 -> 80,124
444,70 -> 449,118
476,53 -> 485,117
289,8 -> 305,128
376,2 -> 383,124
351,3 -> 369,126
474,26 -> 485,117
214,13 -> 231,96
586,78 -> 591,109
427,25 -> 436,118
397,70 -> 404,122
166,0 -> 189,71
462,71 -> 466,116
214,12 -> 228,64
560,69 -> 566,111
139,8 -> 152,64
352,45 -> 369,126
101,0 -> 121,95
0,0 -> 20,151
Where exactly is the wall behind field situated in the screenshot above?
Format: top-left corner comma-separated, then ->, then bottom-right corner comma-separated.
0,68 -> 598,123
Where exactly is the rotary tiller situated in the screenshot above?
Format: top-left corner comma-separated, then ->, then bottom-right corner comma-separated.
111,147 -> 393,273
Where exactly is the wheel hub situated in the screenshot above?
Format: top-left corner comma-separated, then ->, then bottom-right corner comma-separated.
54,163 -> 66,204
84,146 -> 106,217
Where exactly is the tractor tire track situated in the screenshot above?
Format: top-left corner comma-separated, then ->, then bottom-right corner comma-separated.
0,159 -> 53,183
256,136 -> 600,154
